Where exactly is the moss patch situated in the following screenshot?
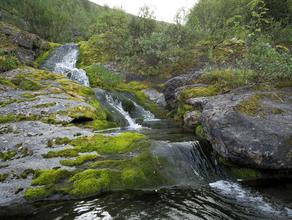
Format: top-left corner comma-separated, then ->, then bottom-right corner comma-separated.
32,169 -> 71,186
0,173 -> 8,182
71,132 -> 147,154
24,187 -> 52,201
60,154 -> 99,167
235,95 -> 263,116
179,86 -> 219,102
195,125 -> 207,139
44,148 -> 79,158
0,150 -> 17,161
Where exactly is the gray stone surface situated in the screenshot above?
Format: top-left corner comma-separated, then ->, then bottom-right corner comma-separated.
186,87 -> 292,170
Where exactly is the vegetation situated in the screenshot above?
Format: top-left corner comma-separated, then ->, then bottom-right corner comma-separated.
25,132 -> 168,200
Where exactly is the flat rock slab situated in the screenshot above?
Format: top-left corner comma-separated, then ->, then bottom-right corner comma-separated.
0,121 -> 93,207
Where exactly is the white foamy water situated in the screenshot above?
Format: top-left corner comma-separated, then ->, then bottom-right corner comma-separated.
210,180 -> 292,217
105,94 -> 142,130
54,46 -> 90,87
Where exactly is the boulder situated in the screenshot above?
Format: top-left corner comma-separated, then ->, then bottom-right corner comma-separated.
190,87 -> 292,170
162,70 -> 202,108
143,89 -> 167,107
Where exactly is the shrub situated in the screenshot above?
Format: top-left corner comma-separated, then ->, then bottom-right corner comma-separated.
0,55 -> 19,72
246,41 -> 292,81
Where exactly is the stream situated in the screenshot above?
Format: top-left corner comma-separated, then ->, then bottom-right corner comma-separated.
28,44 -> 292,220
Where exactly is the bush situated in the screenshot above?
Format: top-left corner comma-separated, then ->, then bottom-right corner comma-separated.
246,41 -> 292,81
0,55 -> 19,72
84,64 -> 123,89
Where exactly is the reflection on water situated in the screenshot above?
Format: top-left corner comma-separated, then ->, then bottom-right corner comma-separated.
23,184 -> 291,220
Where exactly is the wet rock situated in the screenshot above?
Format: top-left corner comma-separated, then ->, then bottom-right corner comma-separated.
191,87 -> 292,170
143,89 -> 166,107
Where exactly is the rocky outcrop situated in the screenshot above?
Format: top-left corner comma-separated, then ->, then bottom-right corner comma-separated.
0,22 -> 49,65
186,87 -> 292,170
162,70 -> 202,108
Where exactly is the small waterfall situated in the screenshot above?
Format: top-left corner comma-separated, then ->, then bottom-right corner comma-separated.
105,94 -> 142,130
41,43 -> 90,87
132,102 -> 156,121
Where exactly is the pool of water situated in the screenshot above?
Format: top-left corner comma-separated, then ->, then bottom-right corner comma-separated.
4,120 -> 291,220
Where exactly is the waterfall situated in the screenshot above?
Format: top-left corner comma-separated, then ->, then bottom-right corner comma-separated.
105,94 -> 142,130
41,43 -> 90,87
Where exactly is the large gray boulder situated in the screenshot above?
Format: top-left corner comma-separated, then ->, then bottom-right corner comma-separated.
187,87 -> 292,170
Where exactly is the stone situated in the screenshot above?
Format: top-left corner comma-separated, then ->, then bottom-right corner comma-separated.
196,88 -> 292,170
143,89 -> 167,107
162,70 -> 202,108
183,111 -> 201,128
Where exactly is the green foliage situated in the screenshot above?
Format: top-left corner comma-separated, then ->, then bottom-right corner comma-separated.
246,41 -> 292,81
0,54 -> 19,72
84,64 -> 123,89
0,0 -> 111,42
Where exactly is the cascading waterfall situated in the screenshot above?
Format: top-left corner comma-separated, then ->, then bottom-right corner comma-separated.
41,43 -> 90,87
105,94 -> 142,130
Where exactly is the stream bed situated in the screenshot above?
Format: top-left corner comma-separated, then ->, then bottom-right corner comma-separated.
12,44 -> 291,220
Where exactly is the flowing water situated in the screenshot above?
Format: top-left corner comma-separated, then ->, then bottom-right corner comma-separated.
16,45 -> 292,220
41,43 -> 90,86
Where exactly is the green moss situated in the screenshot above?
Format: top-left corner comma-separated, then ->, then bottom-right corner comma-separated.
89,159 -> 128,169
235,95 -> 263,116
71,132 -> 147,154
0,150 -> 17,161
0,76 -> 15,87
68,106 -> 97,121
0,173 -> 8,182
54,137 -> 72,145
0,113 -> 40,124
229,167 -> 262,180
24,187 -> 51,201
44,148 -> 79,158
32,169 -> 71,186
69,169 -> 111,197
121,168 -> 147,188
60,154 -> 99,167
195,125 -> 207,139
34,42 -> 60,68
179,86 -> 219,101
11,75 -> 42,91
175,104 -> 194,120
33,102 -> 56,108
